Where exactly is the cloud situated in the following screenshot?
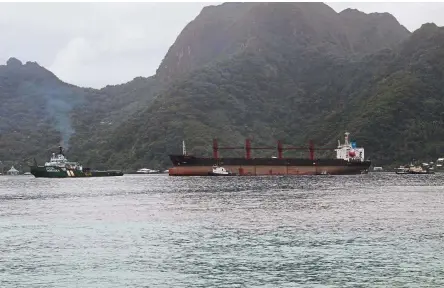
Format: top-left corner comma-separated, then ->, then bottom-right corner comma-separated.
46,3 -> 214,88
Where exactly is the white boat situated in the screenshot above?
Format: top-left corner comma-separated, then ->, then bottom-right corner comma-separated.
136,168 -> 160,174
435,158 -> 444,172
395,166 -> 409,174
208,165 -> 235,176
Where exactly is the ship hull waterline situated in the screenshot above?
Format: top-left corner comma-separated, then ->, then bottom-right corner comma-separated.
168,155 -> 371,176
30,166 -> 124,178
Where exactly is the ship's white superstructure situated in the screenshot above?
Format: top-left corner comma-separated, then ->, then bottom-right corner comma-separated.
335,132 -> 365,162
44,147 -> 82,171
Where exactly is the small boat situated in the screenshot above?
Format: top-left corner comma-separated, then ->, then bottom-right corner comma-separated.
208,165 -> 236,176
436,158 -> 444,172
136,168 -> 161,174
395,166 -> 409,174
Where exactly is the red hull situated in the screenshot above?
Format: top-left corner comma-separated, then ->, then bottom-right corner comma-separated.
169,164 -> 368,176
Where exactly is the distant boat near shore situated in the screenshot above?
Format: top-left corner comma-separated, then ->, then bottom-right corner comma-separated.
395,162 -> 434,174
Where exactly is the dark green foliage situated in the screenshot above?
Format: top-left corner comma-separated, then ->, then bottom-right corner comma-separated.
0,59 -> 85,165
0,59 -> 159,170
67,76 -> 162,169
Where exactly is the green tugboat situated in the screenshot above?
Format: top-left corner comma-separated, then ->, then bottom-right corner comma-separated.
30,146 -> 123,178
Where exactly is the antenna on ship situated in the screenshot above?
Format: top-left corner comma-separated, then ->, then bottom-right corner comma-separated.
182,140 -> 187,156
344,132 -> 350,146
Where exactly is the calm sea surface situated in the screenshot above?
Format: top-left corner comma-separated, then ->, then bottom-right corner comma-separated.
1,173 -> 444,287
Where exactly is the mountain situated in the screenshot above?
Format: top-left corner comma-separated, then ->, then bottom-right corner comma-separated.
1,2 -> 443,171
91,2 -> 419,169
156,2 -> 410,81
311,23 -> 444,166
339,8 -> 410,54
0,58 -> 86,165
67,76 -> 162,169
0,58 -> 160,169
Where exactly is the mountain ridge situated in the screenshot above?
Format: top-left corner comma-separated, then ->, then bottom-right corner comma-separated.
156,2 -> 411,81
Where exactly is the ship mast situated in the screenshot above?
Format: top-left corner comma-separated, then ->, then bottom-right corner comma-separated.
344,132 -> 350,146
182,140 -> 187,156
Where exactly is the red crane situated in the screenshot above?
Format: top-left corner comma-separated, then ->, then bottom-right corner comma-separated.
212,138 -> 336,161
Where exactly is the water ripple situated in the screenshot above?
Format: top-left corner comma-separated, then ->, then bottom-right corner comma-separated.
1,173 -> 444,287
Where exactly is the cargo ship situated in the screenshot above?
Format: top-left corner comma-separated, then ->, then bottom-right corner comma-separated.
30,146 -> 123,178
168,132 -> 371,176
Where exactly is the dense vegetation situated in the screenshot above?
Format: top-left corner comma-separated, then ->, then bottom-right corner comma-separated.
0,58 -> 85,168
1,3 -> 443,171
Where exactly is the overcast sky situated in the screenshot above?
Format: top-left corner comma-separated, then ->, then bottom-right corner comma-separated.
1,2 -> 443,89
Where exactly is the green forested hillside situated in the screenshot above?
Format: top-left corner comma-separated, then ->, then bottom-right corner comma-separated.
1,2 -> 443,171
322,23 -> 444,166
0,59 -> 160,169
67,76 -> 162,169
0,58 -> 86,164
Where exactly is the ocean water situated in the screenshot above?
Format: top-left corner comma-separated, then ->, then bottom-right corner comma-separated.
1,173 -> 444,287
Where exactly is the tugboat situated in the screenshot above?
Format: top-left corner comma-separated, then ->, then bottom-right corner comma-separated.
30,146 -> 123,178
208,165 -> 236,176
